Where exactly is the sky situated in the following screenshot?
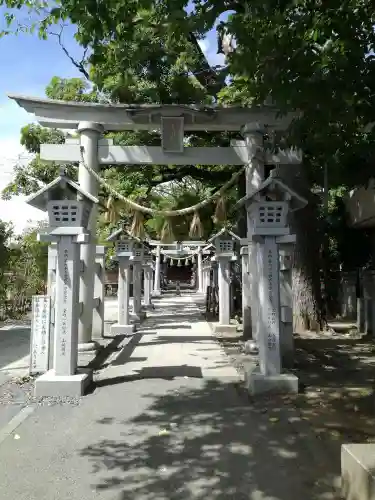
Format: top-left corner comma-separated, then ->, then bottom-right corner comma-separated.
0,6 -> 224,233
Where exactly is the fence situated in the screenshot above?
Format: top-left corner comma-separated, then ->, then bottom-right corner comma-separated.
203,254 -> 373,330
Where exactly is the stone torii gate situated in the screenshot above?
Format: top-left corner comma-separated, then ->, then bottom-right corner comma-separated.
149,240 -> 208,293
9,94 -> 302,351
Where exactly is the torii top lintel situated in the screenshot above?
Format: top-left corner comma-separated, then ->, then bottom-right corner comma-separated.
8,94 -> 299,132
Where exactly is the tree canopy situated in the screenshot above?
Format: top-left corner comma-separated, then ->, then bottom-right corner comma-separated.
1,0 -> 375,328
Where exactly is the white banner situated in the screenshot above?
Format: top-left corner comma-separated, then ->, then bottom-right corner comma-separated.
30,295 -> 51,374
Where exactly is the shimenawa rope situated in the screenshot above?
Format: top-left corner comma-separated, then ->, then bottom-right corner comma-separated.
79,147 -> 245,217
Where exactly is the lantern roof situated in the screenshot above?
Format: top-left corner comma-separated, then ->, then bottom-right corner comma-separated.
106,226 -> 151,250
25,168 -> 99,211
235,171 -> 308,212
207,227 -> 241,244
106,227 -> 142,243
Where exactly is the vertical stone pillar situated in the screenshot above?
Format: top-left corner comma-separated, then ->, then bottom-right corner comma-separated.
143,264 -> 152,308
279,245 -> 294,367
242,125 -> 265,340
202,265 -> 209,294
150,264 -> 155,293
132,261 -> 143,320
218,257 -> 231,325
257,236 -> 281,376
47,243 -> 57,369
77,121 -> 104,351
341,272 -> 357,319
111,257 -> 133,335
92,245 -> 106,339
240,246 -> 252,339
47,243 -> 57,297
362,270 -> 375,335
54,236 -> 81,376
197,248 -> 203,293
153,245 -> 162,296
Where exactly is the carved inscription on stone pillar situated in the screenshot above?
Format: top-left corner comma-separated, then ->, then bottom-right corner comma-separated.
60,247 -> 69,357
263,237 -> 281,375
267,247 -> 277,351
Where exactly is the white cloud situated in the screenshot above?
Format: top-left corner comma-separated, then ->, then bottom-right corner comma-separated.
197,35 -> 225,68
0,137 -> 46,234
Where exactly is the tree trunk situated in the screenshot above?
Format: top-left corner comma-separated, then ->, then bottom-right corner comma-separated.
274,164 -> 325,332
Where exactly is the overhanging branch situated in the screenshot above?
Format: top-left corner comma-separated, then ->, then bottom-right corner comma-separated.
48,25 -> 90,80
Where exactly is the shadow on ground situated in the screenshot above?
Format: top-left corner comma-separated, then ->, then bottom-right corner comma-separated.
290,334 -> 375,445
80,379 -> 339,500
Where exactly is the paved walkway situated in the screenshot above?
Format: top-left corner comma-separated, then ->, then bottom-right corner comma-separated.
96,294 -> 241,385
0,292 -> 340,500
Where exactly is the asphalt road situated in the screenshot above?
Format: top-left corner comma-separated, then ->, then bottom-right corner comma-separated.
0,323 -> 31,385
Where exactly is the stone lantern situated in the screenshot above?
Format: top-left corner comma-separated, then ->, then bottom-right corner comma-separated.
25,168 -> 98,397
208,228 -> 240,333
107,228 -> 136,335
142,252 -> 154,309
236,170 -> 307,395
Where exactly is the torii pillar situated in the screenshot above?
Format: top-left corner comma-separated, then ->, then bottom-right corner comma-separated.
77,122 -> 104,351
153,245 -> 162,296
241,124 -> 265,342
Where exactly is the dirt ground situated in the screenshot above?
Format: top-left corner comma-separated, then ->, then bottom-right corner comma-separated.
217,329 -> 375,467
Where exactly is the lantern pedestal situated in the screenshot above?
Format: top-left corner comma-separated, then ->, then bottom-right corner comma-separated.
92,245 -> 106,339
153,245 -> 162,296
35,369 -> 92,398
111,324 -> 134,335
111,255 -> 134,336
130,311 -> 147,323
245,366 -> 298,395
245,234 -> 299,395
240,245 -> 252,339
35,231 -> 92,398
143,259 -> 153,309
132,246 -> 145,320
212,324 -> 238,335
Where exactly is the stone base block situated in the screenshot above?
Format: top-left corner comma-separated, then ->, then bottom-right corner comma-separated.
152,290 -> 161,298
110,323 -> 134,336
213,324 -> 238,336
245,366 -> 298,395
34,369 -> 92,398
77,340 -> 100,353
142,304 -> 154,310
342,443 -> 375,500
131,311 -> 147,323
